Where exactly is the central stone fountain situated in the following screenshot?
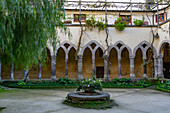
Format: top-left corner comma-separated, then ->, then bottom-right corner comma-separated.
64,77 -> 117,109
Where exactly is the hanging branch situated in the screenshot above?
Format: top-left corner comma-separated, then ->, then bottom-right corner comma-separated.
136,5 -> 157,79
75,0 -> 84,79
103,0 -> 110,81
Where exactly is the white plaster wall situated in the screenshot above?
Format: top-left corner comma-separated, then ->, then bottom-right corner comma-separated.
57,26 -> 159,54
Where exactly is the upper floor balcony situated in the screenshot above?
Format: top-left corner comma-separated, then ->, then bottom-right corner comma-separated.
63,0 -> 170,26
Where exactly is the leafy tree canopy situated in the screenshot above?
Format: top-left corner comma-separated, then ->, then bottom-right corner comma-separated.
0,0 -> 70,70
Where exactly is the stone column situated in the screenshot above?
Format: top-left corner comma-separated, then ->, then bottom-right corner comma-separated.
154,57 -> 158,79
92,53 -> 95,77
143,58 -> 148,78
104,55 -> 109,80
118,57 -> 122,78
130,57 -> 135,78
38,61 -> 41,79
65,54 -> 68,78
78,55 -> 83,80
158,55 -> 164,78
51,55 -> 56,80
10,62 -> 14,80
0,60 -> 1,80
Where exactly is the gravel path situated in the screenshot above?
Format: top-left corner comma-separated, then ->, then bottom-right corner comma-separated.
0,88 -> 170,113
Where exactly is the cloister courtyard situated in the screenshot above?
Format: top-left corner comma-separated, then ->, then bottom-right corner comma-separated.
0,88 -> 170,113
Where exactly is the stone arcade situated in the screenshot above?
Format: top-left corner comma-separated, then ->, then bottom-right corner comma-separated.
0,1 -> 169,80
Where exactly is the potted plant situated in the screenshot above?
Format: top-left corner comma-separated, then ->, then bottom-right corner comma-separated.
133,16 -> 144,26
64,14 -> 72,24
96,17 -> 107,31
85,15 -> 96,30
114,17 -> 126,31
76,77 -> 102,93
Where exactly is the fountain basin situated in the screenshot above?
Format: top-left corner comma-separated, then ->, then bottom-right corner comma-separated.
67,92 -> 110,103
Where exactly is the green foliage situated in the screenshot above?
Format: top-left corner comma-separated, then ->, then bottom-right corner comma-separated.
2,80 -> 79,89
114,17 -> 126,31
17,81 -> 26,86
85,15 -> 106,31
102,78 -> 152,88
2,79 -> 153,89
156,84 -> 170,93
0,0 -> 70,70
77,77 -> 102,92
134,80 -> 152,87
56,77 -> 74,85
133,17 -> 144,26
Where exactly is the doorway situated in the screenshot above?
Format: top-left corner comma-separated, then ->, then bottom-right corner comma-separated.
163,62 -> 170,79
96,66 -> 104,78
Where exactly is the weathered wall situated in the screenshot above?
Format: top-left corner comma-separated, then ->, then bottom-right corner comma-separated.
41,49 -> 51,79
134,49 -> 144,78
121,48 -> 130,78
83,48 -> 92,78
109,48 -> 118,78
68,48 -> 77,78
56,48 -> 65,78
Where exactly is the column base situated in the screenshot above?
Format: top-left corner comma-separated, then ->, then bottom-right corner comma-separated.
78,74 -> 83,81
130,74 -> 135,78
104,74 -> 110,81
118,75 -> 122,78
143,74 -> 148,78
51,76 -> 56,80
158,74 -> 164,78
38,74 -> 41,79
11,74 -> 14,80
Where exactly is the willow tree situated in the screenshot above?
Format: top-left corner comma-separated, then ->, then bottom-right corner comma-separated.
0,0 -> 70,80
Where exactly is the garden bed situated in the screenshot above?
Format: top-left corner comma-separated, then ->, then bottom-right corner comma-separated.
156,84 -> 170,93
2,78 -> 153,89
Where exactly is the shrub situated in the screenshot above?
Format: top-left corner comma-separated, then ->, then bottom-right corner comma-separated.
96,21 -> 107,31
114,17 -> 126,31
77,77 -> 102,92
133,16 -> 144,26
17,81 -> 26,86
56,77 -> 74,85
134,80 -> 152,87
85,16 -> 106,31
85,16 -> 96,30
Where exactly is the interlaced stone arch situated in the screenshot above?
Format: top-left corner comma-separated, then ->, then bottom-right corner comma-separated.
133,41 -> 157,59
107,41 -> 132,78
108,41 -> 132,58
80,40 -> 105,56
55,41 -> 77,58
53,41 -> 77,78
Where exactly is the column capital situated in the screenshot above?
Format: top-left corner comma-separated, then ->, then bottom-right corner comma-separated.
129,55 -> 135,59
143,57 -> 147,60
78,55 -> 83,59
158,54 -> 163,59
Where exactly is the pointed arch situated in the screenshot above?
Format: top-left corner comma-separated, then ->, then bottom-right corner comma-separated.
158,40 -> 170,55
133,41 -> 157,59
55,41 -> 77,56
80,40 -> 105,56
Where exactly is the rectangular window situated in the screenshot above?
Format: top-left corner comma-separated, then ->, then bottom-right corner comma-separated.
74,14 -> 86,22
120,15 -> 131,25
156,13 -> 165,22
